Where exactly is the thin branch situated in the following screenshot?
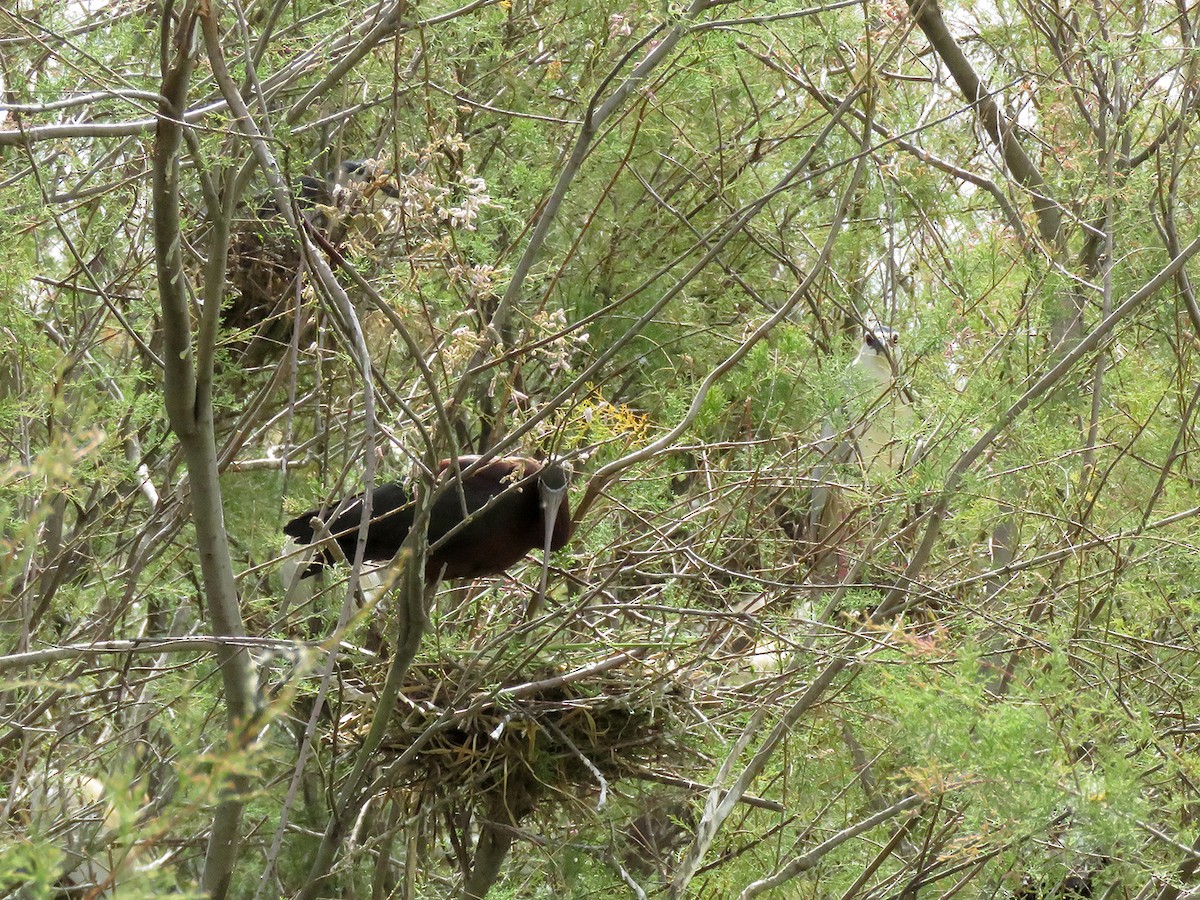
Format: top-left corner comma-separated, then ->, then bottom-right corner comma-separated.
153,3 -> 256,897
737,793 -> 925,900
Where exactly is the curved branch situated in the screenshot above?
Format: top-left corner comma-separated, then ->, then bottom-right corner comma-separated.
737,793 -> 925,900
450,0 -> 714,408
908,0 -> 1061,250
670,227 -> 1200,899
153,3 -> 256,898
573,85 -> 867,525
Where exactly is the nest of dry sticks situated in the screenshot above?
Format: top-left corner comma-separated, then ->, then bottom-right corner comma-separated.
334,652 -> 702,828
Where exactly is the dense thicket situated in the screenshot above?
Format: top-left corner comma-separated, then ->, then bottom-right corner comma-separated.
2,0 -> 1200,896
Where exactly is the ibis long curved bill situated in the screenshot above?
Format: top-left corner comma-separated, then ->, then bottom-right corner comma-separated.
529,462 -> 571,621
283,456 -> 573,585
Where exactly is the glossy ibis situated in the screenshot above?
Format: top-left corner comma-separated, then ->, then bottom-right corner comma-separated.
283,456 -> 572,583
337,159 -> 401,198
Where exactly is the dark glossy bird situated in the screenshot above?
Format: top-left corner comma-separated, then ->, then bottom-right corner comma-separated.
280,160 -> 400,215
283,456 -> 572,582
337,159 -> 401,198
1012,871 -> 1095,900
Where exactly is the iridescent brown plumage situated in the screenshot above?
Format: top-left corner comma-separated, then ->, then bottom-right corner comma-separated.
283,456 -> 572,582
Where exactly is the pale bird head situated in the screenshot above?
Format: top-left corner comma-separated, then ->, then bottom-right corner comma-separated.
854,325 -> 902,383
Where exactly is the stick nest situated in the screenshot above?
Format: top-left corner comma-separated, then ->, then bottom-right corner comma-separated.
335,653 -> 702,820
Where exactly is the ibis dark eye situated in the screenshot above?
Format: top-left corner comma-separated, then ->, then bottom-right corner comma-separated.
890,332 -> 899,345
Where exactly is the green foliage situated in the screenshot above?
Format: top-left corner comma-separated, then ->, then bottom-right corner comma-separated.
4,0 -> 1200,895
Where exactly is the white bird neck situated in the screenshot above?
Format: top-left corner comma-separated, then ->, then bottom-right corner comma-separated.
853,348 -> 897,386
